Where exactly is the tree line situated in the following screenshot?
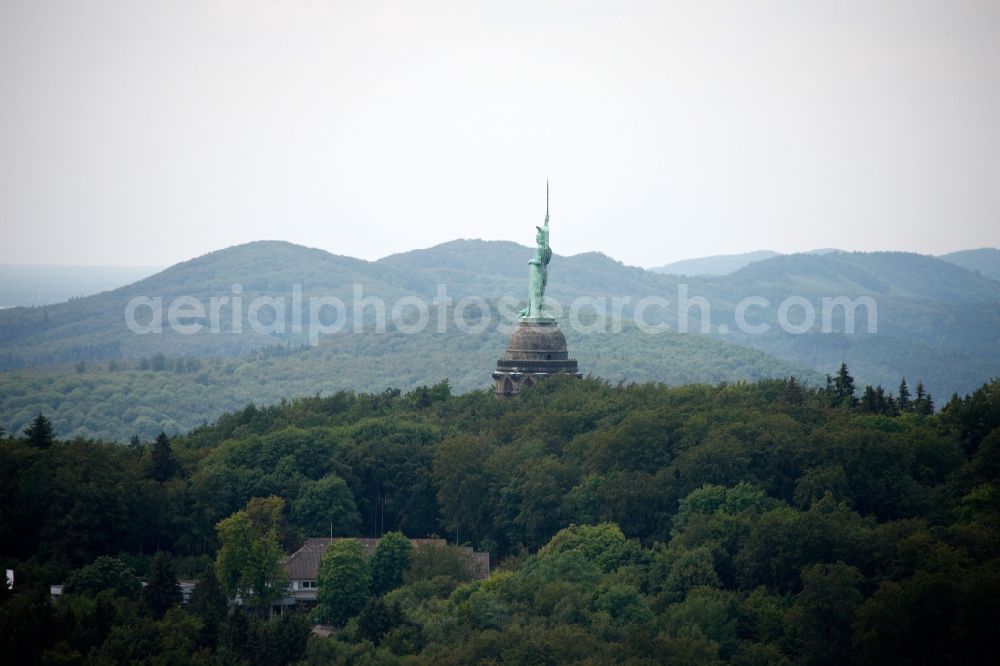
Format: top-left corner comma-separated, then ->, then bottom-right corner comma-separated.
824,362 -> 934,415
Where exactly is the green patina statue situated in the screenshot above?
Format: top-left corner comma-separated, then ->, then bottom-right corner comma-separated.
519,182 -> 554,321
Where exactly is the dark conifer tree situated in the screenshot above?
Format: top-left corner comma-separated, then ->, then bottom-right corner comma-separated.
898,378 -> 912,412
832,363 -> 857,407
943,392 -> 962,415
780,376 -> 807,405
875,386 -> 897,416
218,608 -> 252,663
149,431 -> 177,482
188,564 -> 229,648
266,612 -> 312,663
140,552 -> 181,619
914,381 -> 934,415
23,413 -> 55,448
861,386 -> 878,413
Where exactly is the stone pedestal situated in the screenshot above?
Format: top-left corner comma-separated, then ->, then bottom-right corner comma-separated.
492,319 -> 581,396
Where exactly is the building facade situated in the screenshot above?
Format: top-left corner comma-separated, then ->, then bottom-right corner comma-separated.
276,537 -> 490,611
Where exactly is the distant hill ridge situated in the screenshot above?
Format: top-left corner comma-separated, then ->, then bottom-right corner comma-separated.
0,239 -> 998,441
728,251 -> 1000,302
939,247 -> 1000,282
651,246 -> 1000,278
650,250 -> 782,276
0,264 -> 163,308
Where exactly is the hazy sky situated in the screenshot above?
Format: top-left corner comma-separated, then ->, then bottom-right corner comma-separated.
2,0 -> 999,268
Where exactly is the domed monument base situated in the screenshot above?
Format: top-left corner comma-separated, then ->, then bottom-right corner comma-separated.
493,319 -> 581,397
493,182 -> 580,397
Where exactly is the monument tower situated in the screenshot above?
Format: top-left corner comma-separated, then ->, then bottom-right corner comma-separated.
493,182 -> 581,397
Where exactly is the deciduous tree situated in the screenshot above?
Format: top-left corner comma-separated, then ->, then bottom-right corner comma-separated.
788,562 -> 863,666
370,531 -> 412,596
316,538 -> 371,625
215,496 -> 288,612
291,473 -> 360,537
65,556 -> 141,599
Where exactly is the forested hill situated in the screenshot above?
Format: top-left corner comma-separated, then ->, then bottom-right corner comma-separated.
1,240 -> 999,440
0,241 -> 396,364
2,376 -> 998,663
726,250 -> 1000,302
4,241 -> 998,367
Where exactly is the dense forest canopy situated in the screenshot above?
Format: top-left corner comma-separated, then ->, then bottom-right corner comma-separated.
2,372 -> 998,663
0,322 -> 820,442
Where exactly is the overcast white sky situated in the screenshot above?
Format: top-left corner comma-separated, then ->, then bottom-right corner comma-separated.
1,0 -> 998,268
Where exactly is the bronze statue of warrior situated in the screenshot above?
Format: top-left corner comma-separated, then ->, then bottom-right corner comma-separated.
519,182 -> 553,320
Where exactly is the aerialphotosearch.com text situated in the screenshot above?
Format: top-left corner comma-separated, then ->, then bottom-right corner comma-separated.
125,283 -> 877,344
